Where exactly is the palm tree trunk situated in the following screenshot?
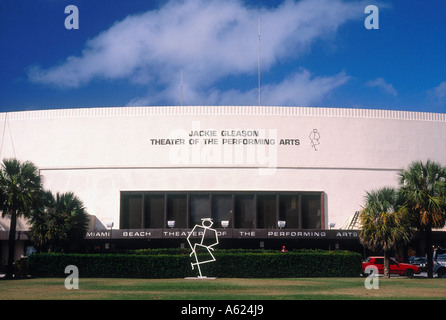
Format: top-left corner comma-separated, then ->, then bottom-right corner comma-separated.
425,226 -> 433,278
6,211 -> 17,279
384,250 -> 390,278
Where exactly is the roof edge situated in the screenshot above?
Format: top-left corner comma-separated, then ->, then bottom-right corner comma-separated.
2,106 -> 446,122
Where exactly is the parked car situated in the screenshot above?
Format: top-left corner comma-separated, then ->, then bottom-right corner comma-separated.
408,256 -> 427,272
407,249 -> 446,277
362,256 -> 420,277
433,248 -> 446,278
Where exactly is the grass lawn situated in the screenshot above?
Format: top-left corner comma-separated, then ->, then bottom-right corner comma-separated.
0,277 -> 445,300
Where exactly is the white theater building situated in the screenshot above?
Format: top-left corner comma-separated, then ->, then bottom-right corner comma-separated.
0,106 -> 445,258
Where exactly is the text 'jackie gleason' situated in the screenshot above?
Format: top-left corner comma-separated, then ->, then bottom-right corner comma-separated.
189,129 -> 261,137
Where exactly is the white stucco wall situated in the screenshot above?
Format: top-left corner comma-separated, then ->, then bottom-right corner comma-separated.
1,106 -> 445,230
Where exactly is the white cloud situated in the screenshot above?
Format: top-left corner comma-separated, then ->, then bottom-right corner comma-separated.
426,81 -> 446,107
128,69 -> 350,106
261,70 -> 350,106
366,77 -> 398,96
433,82 -> 446,100
28,0 -> 362,105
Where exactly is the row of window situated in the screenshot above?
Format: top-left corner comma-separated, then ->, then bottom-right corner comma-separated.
120,192 -> 323,230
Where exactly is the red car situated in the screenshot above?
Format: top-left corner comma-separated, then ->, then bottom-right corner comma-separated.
362,256 -> 420,277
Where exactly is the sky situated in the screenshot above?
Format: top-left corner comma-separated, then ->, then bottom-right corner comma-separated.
1,0 -> 446,113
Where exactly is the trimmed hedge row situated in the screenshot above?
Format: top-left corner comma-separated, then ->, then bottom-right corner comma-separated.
27,250 -> 362,278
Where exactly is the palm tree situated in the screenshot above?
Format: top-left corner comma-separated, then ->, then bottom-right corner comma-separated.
0,158 -> 43,278
30,190 -> 89,252
398,160 -> 446,278
359,187 -> 414,278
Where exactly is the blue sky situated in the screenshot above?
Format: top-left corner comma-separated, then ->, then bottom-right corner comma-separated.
1,0 -> 446,113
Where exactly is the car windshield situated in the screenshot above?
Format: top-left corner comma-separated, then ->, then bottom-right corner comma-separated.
413,257 -> 426,262
437,250 -> 446,260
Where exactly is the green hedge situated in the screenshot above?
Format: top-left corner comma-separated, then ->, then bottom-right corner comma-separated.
27,250 -> 362,278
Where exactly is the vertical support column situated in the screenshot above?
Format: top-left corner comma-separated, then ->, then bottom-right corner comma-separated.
253,194 -> 257,229
298,194 -> 302,229
163,193 -> 167,228
186,193 -> 190,228
231,193 -> 235,231
141,193 -> 145,228
320,192 -> 325,230
276,193 -> 280,228
209,193 -> 213,221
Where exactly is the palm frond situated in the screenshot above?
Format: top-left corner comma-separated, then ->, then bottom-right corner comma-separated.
359,187 -> 414,252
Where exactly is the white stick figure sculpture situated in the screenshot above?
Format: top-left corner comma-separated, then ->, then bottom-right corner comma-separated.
187,218 -> 219,278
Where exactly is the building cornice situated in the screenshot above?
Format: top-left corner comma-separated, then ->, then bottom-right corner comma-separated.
1,106 -> 446,122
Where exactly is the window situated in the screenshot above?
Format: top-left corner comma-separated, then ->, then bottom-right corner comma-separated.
212,194 -> 233,228
279,194 -> 300,229
144,194 -> 164,228
167,194 -> 187,228
374,258 -> 384,265
120,191 -> 324,230
257,194 -> 276,229
301,194 -> 321,229
234,194 -> 254,228
121,194 -> 142,229
189,194 -> 210,227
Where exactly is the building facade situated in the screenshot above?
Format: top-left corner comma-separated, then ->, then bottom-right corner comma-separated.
1,106 -> 445,257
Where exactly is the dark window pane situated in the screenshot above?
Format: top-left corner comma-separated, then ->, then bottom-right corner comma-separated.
144,195 -> 164,228
121,194 -> 143,229
279,195 -> 299,229
212,194 -> 233,228
301,194 -> 321,229
257,195 -> 276,229
375,258 -> 384,264
190,194 -> 210,227
167,195 -> 187,228
234,194 -> 254,228
120,195 -> 129,229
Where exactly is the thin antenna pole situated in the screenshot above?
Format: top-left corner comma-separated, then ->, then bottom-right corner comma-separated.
258,17 -> 261,107
0,113 -> 7,158
180,70 -> 183,106
7,117 -> 16,158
